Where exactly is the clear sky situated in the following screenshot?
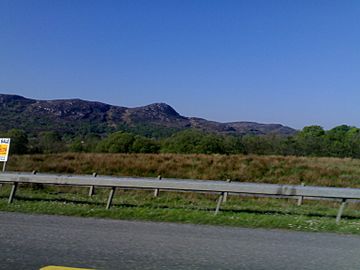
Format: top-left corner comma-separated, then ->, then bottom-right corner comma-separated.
0,0 -> 359,129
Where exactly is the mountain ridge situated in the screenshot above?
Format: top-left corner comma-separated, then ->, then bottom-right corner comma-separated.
0,94 -> 297,137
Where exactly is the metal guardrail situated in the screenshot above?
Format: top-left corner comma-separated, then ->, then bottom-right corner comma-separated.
1,172 -> 359,224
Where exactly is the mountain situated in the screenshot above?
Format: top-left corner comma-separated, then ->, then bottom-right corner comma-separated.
0,94 -> 296,137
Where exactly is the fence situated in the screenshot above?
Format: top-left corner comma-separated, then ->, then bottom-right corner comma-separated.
1,172 -> 360,224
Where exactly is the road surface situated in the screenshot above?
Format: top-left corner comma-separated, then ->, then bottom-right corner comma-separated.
0,212 -> 359,269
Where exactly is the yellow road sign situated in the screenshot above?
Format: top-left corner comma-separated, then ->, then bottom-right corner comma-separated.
0,138 -> 10,162
0,144 -> 7,155
40,266 -> 94,270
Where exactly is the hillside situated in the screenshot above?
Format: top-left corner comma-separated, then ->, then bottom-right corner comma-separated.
0,94 -> 296,137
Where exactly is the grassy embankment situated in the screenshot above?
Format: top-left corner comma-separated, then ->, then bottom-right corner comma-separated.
1,153 -> 360,234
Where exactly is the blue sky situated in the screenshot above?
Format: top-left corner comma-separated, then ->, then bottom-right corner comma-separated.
0,0 -> 359,129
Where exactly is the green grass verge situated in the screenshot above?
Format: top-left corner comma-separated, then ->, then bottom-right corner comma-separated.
1,184 -> 360,234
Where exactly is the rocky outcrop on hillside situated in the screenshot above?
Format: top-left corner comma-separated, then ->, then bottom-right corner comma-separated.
0,94 -> 297,136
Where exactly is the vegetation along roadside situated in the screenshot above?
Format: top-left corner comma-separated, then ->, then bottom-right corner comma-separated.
1,153 -> 360,234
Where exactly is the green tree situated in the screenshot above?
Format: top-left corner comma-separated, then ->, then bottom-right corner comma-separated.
69,134 -> 101,153
223,136 -> 246,154
295,126 -> 325,156
96,132 -> 135,153
324,125 -> 351,157
132,136 -> 160,153
196,134 -> 226,154
344,127 -> 360,158
161,129 -> 204,153
277,136 -> 299,156
241,135 -> 273,155
1,129 -> 28,154
38,131 -> 65,153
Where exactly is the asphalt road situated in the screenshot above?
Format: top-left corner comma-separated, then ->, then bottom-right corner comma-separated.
0,212 -> 360,270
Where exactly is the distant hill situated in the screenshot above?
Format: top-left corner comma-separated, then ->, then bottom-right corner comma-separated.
0,94 -> 296,137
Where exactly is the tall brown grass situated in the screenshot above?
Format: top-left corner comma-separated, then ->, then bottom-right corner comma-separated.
7,153 -> 360,188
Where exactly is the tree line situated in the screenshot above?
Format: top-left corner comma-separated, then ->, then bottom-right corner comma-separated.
2,125 -> 360,158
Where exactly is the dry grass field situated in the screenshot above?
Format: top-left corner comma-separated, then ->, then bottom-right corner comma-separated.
2,153 -> 360,234
6,153 -> 360,188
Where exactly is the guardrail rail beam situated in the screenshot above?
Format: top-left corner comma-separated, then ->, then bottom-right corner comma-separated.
1,172 -> 360,224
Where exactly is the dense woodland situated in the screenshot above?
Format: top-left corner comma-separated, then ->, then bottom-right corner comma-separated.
2,125 -> 360,159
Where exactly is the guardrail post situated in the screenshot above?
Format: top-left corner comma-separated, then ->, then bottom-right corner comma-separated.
8,182 -> 18,204
154,175 -> 162,197
106,187 -> 116,209
336,198 -> 347,224
214,192 -> 224,215
2,161 -> 6,172
223,179 -> 231,203
30,170 -> 41,190
89,172 -> 97,197
297,182 -> 305,206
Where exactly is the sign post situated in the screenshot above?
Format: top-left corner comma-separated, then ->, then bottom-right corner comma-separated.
0,138 -> 11,172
